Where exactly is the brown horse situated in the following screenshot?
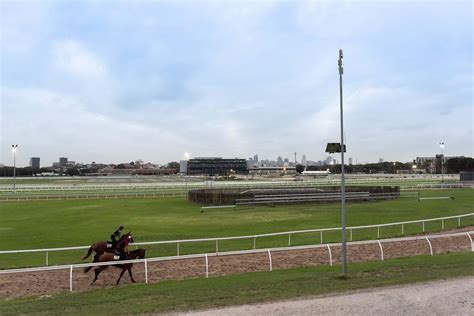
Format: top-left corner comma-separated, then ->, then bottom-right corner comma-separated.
81,232 -> 134,261
87,248 -> 146,285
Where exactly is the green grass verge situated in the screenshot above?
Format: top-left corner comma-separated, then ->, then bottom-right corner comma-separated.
1,252 -> 473,315
0,189 -> 472,268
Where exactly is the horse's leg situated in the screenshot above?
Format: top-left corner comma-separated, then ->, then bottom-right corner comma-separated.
127,265 -> 136,283
92,266 -> 108,284
117,268 -> 126,285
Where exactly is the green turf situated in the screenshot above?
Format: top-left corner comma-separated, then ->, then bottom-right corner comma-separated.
0,189 -> 472,268
0,252 -> 472,315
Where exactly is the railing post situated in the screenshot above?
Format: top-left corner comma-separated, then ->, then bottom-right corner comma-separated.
466,232 -> 473,252
253,237 -> 256,249
144,259 -> 148,283
442,219 -> 444,230
320,231 -> 323,244
326,244 -> 332,266
288,233 -> 291,246
402,223 -> 404,235
267,249 -> 272,271
377,226 -> 380,238
350,229 -> 353,241
425,236 -> 433,256
46,251 -> 49,266
458,217 -> 461,227
377,240 -> 384,261
215,240 -> 219,254
205,254 -> 209,278
177,242 -> 180,256
423,221 -> 425,232
69,265 -> 73,292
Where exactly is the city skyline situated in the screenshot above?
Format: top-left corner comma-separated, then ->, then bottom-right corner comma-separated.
1,1 -> 472,167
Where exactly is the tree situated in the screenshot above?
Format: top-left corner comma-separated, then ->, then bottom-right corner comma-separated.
167,161 -> 180,170
445,157 -> 474,173
66,168 -> 80,176
295,164 -> 305,174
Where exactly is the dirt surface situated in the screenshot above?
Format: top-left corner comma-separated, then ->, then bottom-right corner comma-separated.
0,231 -> 472,298
182,277 -> 474,316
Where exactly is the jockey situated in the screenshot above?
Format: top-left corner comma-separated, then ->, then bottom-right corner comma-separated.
110,225 -> 124,248
114,234 -> 132,260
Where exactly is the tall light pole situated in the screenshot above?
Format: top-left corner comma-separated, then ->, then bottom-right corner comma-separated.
11,144 -> 18,193
439,142 -> 445,183
338,49 -> 347,275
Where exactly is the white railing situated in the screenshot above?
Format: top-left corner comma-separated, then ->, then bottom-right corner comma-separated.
0,175 -> 459,192
1,213 -> 472,267
0,231 -> 471,293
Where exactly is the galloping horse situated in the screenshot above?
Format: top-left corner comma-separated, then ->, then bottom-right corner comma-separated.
87,248 -> 146,285
81,232 -> 134,261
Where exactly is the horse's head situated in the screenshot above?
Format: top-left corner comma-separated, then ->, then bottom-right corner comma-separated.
120,232 -> 134,244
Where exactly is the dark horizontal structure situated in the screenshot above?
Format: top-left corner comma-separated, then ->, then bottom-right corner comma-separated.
187,157 -> 249,176
189,186 -> 400,206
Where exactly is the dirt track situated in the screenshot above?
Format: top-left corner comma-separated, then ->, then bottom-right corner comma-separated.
0,231 -> 472,298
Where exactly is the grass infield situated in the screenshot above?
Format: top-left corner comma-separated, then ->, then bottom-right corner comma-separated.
0,189 -> 472,268
0,252 -> 473,315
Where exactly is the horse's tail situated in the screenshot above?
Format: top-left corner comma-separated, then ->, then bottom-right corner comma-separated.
81,246 -> 94,260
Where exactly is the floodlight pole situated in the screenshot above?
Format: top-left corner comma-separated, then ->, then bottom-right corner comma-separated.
338,49 -> 347,275
439,142 -> 444,183
11,144 -> 18,193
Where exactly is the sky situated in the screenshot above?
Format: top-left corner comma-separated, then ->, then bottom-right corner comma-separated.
0,0 -> 472,167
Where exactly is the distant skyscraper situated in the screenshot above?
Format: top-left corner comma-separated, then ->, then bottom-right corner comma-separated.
277,156 -> 284,167
348,157 -> 353,165
379,158 -> 384,163
30,157 -> 40,169
302,155 -> 307,166
253,154 -> 258,163
59,157 -> 68,166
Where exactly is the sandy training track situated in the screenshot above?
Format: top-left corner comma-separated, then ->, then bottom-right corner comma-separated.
184,277 -> 474,316
0,231 -> 472,298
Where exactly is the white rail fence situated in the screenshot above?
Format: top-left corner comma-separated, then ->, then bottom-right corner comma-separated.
1,213 -> 472,267
0,175 -> 460,192
0,231 -> 472,293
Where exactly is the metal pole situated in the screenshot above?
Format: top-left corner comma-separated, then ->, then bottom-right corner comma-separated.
12,146 -> 17,193
440,143 -> 444,184
338,49 -> 347,275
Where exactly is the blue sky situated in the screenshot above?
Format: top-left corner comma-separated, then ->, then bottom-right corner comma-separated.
1,0 -> 472,167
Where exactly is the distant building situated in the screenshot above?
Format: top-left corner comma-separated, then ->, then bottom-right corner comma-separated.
302,155 -> 307,166
30,157 -> 40,169
186,157 -> 248,175
379,158 -> 384,163
348,157 -> 353,165
253,154 -> 258,163
276,156 -> 284,167
179,160 -> 188,173
59,157 -> 68,166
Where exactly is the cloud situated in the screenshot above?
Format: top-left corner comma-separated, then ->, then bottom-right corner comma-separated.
50,40 -> 107,78
0,1 -> 472,166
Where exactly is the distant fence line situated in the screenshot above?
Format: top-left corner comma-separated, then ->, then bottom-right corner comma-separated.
1,212 -> 472,267
0,175 -> 459,193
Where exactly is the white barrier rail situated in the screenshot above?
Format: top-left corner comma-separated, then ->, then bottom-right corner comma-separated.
0,231 -> 471,294
1,213 -> 472,267
0,175 -> 460,193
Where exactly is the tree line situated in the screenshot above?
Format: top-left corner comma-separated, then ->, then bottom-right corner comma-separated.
296,157 -> 474,174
